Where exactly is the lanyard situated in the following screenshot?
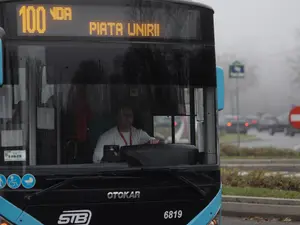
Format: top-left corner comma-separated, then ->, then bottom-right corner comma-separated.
118,128 -> 132,146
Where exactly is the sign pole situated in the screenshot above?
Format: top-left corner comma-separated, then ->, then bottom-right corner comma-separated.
236,73 -> 240,148
229,60 -> 245,148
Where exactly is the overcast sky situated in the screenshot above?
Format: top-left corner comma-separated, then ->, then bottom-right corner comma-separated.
196,0 -> 300,113
198,0 -> 300,56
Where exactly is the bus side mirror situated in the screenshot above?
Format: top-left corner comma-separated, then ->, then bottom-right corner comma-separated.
216,66 -> 224,111
0,27 -> 5,87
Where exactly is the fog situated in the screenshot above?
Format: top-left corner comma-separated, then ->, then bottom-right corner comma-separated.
197,0 -> 300,116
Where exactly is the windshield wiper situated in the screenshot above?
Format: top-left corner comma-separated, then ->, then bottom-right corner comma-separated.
25,174 -> 139,201
140,168 -> 208,197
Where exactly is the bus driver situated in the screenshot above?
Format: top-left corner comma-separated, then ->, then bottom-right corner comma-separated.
93,105 -> 159,163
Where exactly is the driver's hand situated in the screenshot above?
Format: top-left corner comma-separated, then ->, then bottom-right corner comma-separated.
149,139 -> 160,144
93,155 -> 102,163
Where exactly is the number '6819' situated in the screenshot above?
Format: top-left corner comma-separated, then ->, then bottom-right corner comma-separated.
164,210 -> 183,219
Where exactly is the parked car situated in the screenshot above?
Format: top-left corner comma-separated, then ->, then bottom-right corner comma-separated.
268,112 -> 300,136
245,115 -> 259,129
256,114 -> 278,132
219,115 -> 249,134
267,115 -> 285,135
284,126 -> 300,136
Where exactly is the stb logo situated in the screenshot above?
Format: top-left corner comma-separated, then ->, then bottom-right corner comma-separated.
57,210 -> 92,225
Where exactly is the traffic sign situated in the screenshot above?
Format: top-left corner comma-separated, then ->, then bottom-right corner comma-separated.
289,106 -> 300,129
229,60 -> 245,78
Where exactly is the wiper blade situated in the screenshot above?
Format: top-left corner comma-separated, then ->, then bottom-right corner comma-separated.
140,168 -> 207,197
175,175 -> 207,197
25,174 -> 139,200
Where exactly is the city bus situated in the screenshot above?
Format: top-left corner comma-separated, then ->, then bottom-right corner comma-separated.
0,0 -> 224,224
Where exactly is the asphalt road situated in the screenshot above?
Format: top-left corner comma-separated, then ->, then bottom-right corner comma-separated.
236,129 -> 300,149
223,217 -> 300,225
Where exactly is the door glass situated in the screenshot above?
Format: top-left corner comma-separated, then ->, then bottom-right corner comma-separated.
153,116 -> 172,143
175,116 -> 190,144
0,46 -> 28,166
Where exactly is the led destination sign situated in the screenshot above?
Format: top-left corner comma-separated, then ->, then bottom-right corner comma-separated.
16,4 -> 200,39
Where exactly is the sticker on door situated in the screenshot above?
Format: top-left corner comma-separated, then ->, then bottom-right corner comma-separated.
4,150 -> 26,162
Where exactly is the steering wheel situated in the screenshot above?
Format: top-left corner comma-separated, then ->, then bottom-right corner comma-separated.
150,137 -> 164,144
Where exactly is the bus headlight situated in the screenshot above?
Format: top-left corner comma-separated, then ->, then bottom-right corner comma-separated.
0,216 -> 14,225
207,211 -> 220,225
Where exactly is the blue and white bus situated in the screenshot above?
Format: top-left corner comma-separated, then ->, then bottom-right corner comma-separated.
0,0 -> 224,224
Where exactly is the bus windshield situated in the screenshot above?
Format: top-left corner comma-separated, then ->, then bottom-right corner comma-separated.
1,42 -> 215,169
0,1 -> 217,171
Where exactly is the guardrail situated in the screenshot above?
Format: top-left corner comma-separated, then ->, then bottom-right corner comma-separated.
222,195 -> 300,220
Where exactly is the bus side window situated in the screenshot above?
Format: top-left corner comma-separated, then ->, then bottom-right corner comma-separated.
175,116 -> 190,144
153,116 -> 172,143
153,116 -> 191,144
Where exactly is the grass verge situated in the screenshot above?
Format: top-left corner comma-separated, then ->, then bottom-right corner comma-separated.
222,169 -> 300,192
223,186 -> 300,199
220,134 -> 258,143
220,144 -> 300,158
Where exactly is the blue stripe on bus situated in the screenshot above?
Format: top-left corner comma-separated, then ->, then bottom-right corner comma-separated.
187,186 -> 222,225
0,197 -> 43,225
0,197 -> 22,223
0,187 -> 221,225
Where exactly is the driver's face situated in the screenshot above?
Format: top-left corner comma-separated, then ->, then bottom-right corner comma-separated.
120,108 -> 134,128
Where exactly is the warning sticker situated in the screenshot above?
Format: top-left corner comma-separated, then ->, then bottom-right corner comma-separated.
4,150 -> 26,162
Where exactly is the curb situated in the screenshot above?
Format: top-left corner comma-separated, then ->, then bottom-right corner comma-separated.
223,195 -> 300,205
222,195 -> 300,220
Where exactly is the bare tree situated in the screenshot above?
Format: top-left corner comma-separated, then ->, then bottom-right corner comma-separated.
287,29 -> 300,87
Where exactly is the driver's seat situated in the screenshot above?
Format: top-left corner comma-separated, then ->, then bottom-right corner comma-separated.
88,113 -> 117,150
